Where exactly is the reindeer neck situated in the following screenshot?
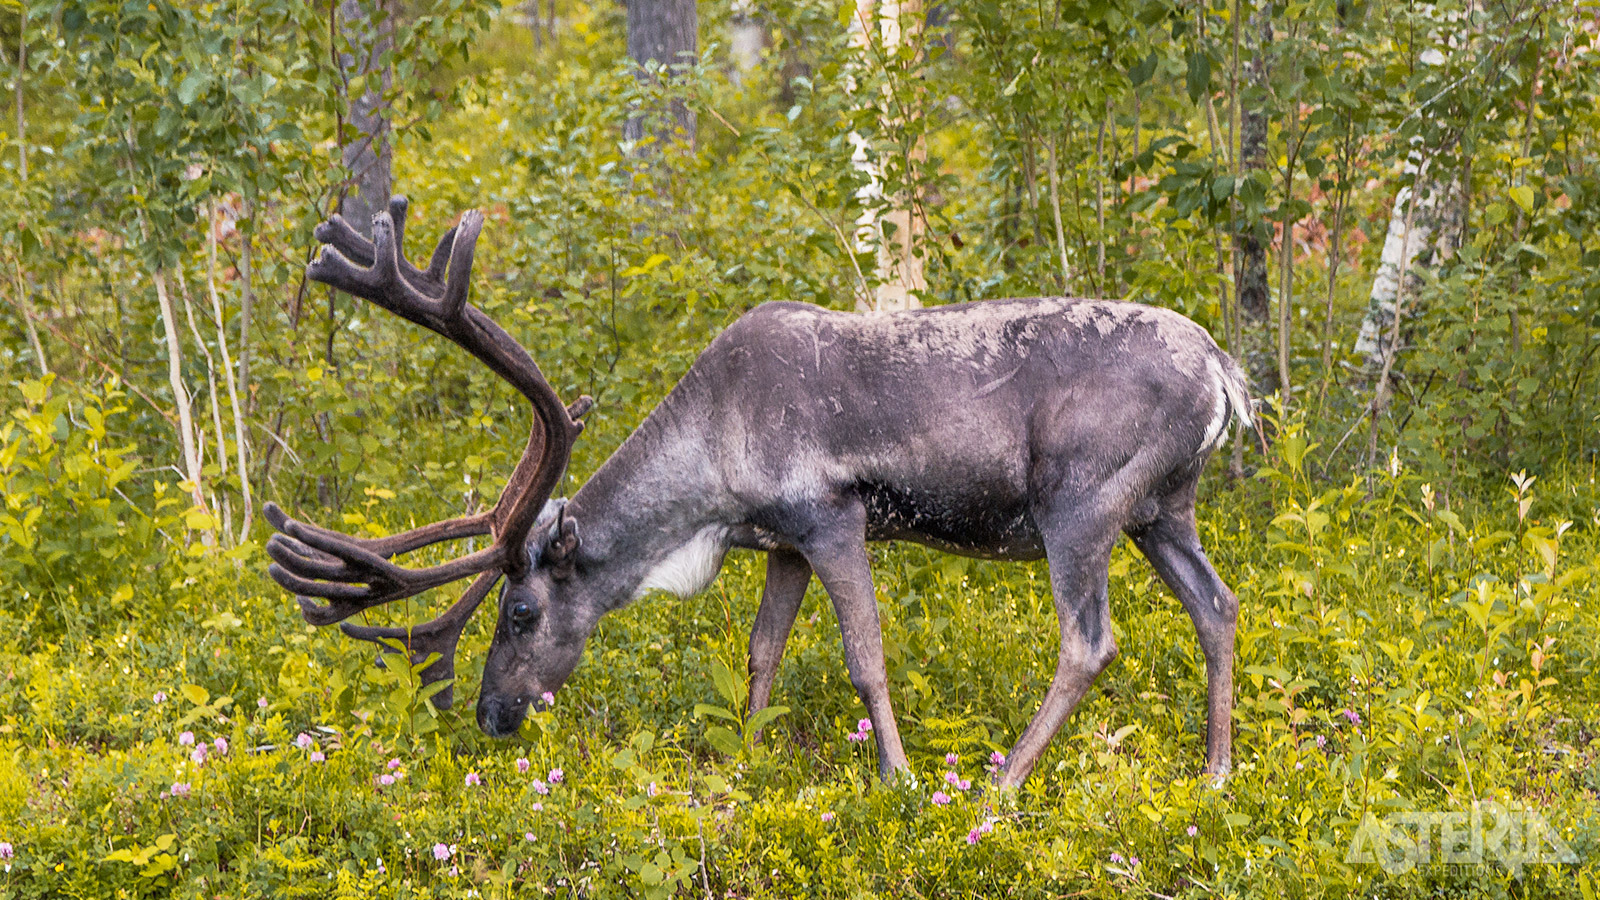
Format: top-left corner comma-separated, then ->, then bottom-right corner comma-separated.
566,387 -> 728,606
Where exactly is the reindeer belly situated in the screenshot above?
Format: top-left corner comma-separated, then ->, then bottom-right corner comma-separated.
858,480 -> 1045,561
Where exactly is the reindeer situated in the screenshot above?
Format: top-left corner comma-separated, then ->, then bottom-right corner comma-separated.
266,197 -> 1253,788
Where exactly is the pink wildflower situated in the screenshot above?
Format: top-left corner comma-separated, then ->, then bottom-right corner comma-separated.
0,842 -> 13,860
1110,852 -> 1125,864
310,751 -> 326,763
944,771 -> 960,786
647,782 -> 659,797
257,696 -> 269,709
966,828 -> 981,844
432,843 -> 450,861
465,772 -> 481,787
944,752 -> 958,766
979,820 -> 993,835
178,731 -> 195,746
1342,708 -> 1362,725
531,780 -> 550,795
856,718 -> 872,733
524,832 -> 536,842
1316,734 -> 1327,748
170,782 -> 191,798
820,812 -> 835,823
295,733 -> 314,750
846,731 -> 868,742
516,758 -> 530,774
530,802 -> 544,811
190,746 -> 207,766
958,779 -> 971,791
152,691 -> 167,704
379,774 -> 394,786
931,791 -> 951,806
548,769 -> 564,784
1187,825 -> 1198,837
387,758 -> 402,770
213,737 -> 228,755
540,691 -> 556,706
375,859 -> 385,874
990,750 -> 1006,766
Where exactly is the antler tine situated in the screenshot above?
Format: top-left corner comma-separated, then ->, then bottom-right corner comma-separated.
262,501 -> 491,561
337,570 -> 501,709
441,210 -> 483,320
311,196 -> 454,294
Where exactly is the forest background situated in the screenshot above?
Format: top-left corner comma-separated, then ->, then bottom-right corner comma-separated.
0,0 -> 1597,896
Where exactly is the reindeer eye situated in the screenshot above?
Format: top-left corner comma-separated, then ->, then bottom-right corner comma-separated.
510,602 -> 537,627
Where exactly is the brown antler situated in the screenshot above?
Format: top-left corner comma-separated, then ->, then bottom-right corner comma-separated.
266,196 -> 590,705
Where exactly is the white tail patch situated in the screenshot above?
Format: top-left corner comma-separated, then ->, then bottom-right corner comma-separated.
635,526 -> 730,599
1200,356 -> 1231,453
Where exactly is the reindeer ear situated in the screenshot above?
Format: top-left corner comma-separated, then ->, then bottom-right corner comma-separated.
548,514 -> 581,580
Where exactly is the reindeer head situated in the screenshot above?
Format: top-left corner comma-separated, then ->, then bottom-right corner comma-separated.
265,196 -> 597,735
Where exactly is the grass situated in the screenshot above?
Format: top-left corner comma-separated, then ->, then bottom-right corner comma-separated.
1,400 -> 1596,897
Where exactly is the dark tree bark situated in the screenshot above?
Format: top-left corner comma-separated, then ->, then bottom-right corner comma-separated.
338,0 -> 394,236
625,0 -> 697,147
1232,10 -> 1273,388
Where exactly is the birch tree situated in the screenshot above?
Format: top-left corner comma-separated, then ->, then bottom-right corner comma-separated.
848,0 -> 924,311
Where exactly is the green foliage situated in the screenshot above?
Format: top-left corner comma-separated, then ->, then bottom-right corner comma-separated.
0,376 -> 183,642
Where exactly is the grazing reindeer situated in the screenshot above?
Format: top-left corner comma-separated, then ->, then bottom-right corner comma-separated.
266,197 -> 1253,787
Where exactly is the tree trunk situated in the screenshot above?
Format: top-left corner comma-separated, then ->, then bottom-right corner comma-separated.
849,0 -> 925,311
153,270 -> 214,546
208,203 -> 253,544
1233,10 -> 1273,389
337,0 -> 394,236
729,0 -> 764,82
1353,0 -> 1473,378
625,0 -> 697,146
1352,157 -> 1465,373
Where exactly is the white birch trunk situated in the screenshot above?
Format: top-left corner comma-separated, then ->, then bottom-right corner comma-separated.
208,205 -> 253,543
848,0 -> 924,312
153,269 -> 214,546
729,0 -> 764,82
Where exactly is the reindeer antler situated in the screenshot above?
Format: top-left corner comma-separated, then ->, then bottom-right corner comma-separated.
266,196 -> 591,707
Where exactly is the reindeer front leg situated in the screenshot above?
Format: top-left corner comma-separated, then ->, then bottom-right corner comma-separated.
798,499 -> 912,781
748,548 -> 812,717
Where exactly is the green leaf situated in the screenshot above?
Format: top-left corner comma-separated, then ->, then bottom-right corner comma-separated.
1508,184 -> 1535,214
745,705 -> 790,735
177,71 -> 210,105
693,703 -> 740,723
1186,51 -> 1211,103
1130,51 -> 1158,87
706,726 -> 743,756
710,659 -> 743,710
